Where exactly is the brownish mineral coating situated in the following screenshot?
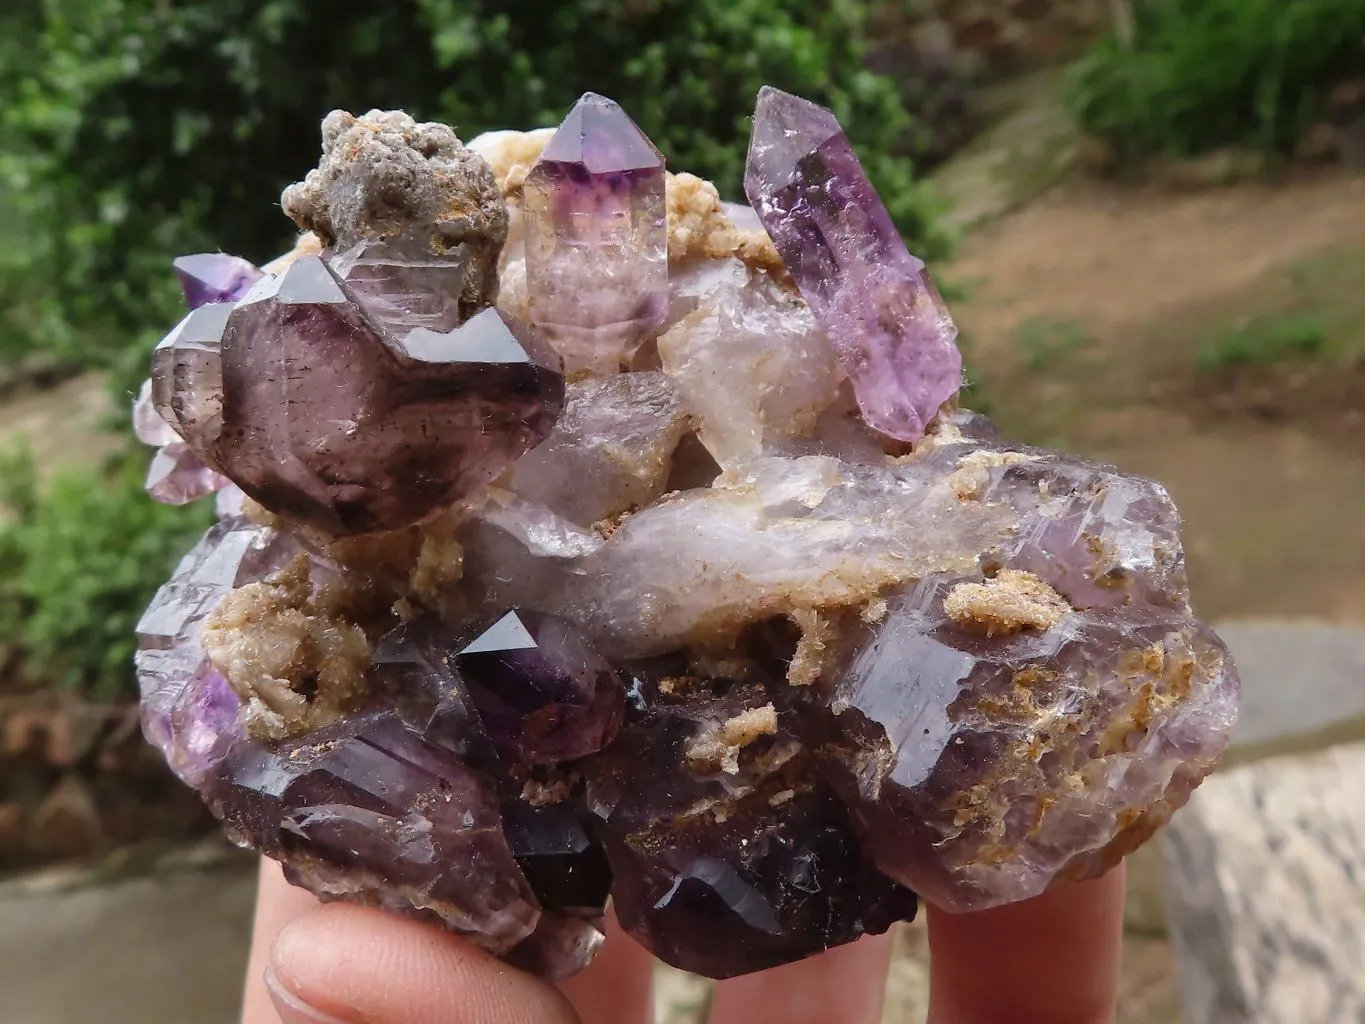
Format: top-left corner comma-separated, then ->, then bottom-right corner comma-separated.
281,109 -> 509,311
201,556 -> 377,741
943,570 -> 1073,636
942,634 -> 1211,880
685,703 -> 779,774
664,172 -> 785,273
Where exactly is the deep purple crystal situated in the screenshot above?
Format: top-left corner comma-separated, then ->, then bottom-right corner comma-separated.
587,676 -> 917,977
744,87 -> 962,441
522,93 -> 668,374
454,611 -> 625,764
209,709 -> 543,951
163,256 -> 565,535
173,253 -> 263,310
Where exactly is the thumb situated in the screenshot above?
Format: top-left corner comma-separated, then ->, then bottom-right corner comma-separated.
265,903 -> 582,1024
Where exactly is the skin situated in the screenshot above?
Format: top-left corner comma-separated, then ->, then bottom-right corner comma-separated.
243,858 -> 1125,1024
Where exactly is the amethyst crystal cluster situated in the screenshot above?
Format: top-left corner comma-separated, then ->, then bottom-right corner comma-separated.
133,91 -> 1238,980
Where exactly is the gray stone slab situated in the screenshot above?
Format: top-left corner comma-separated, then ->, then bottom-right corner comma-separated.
1162,742 -> 1365,1024
0,862 -> 255,1024
1216,621 -> 1365,758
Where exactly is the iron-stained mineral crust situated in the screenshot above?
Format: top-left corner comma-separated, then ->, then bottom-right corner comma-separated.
133,92 -> 1239,980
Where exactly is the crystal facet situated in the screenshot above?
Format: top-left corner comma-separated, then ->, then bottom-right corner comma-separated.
454,610 -> 625,764
744,87 -> 962,442
135,99 -> 1239,984
522,93 -> 668,375
169,256 -> 565,535
173,253 -> 264,310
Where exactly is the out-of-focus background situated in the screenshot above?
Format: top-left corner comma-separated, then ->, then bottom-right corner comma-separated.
0,1 -> 1362,1022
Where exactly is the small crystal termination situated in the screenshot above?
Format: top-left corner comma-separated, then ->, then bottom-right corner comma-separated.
137,253 -> 268,507
174,253 -> 264,311
522,94 -> 668,375
744,87 -> 962,442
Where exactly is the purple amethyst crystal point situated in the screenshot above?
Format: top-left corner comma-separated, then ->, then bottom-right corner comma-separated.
743,87 -> 962,441
327,240 -> 467,336
145,441 -> 229,505
210,710 -> 543,951
826,575 -> 1239,912
173,253 -> 263,310
501,801 -> 611,979
523,93 -> 668,375
454,610 -> 625,764
587,677 -> 916,977
199,257 -> 564,535
136,517 -> 298,784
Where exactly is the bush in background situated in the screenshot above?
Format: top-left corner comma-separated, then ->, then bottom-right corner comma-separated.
0,447 -> 214,700
1067,0 -> 1365,163
2,0 -> 950,387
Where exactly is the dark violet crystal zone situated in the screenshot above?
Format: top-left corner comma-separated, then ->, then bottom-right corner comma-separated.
150,252 -> 566,535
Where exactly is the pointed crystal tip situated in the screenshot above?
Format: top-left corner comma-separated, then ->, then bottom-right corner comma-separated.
173,253 -> 263,311
539,93 -> 663,175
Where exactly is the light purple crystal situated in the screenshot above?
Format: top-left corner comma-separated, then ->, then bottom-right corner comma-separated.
522,93 -> 667,375
136,517 -> 298,784
173,253 -> 263,310
744,87 -> 962,441
146,441 -> 230,505
133,379 -> 179,447
827,575 -> 1239,912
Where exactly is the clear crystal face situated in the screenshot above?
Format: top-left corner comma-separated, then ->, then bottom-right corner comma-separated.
135,94 -> 1238,983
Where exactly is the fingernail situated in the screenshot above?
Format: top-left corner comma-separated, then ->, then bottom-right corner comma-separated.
264,965 -> 350,1024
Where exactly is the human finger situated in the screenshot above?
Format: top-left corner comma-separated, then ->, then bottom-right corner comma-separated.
925,864 -> 1126,1024
265,902 -> 583,1024
706,932 -> 895,1024
241,858 -> 323,1024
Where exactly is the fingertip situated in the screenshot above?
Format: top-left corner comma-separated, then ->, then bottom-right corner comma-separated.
926,865 -> 1126,1024
268,903 -> 581,1024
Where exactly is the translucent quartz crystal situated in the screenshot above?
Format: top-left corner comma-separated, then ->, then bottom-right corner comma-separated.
522,93 -> 668,375
505,371 -> 690,525
658,258 -> 844,465
146,441 -> 231,506
744,87 -> 962,442
155,256 -> 566,535
136,517 -> 298,784
828,576 -> 1238,912
136,94 -> 1239,983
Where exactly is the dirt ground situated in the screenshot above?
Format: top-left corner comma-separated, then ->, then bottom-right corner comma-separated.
948,168 -> 1365,623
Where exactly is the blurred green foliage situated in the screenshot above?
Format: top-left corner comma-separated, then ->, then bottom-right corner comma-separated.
1067,0 -> 1365,163
1196,311 -> 1329,370
0,447 -> 214,699
1,0 -> 948,387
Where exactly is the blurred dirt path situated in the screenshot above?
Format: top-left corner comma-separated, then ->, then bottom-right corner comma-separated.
943,168 -> 1365,623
